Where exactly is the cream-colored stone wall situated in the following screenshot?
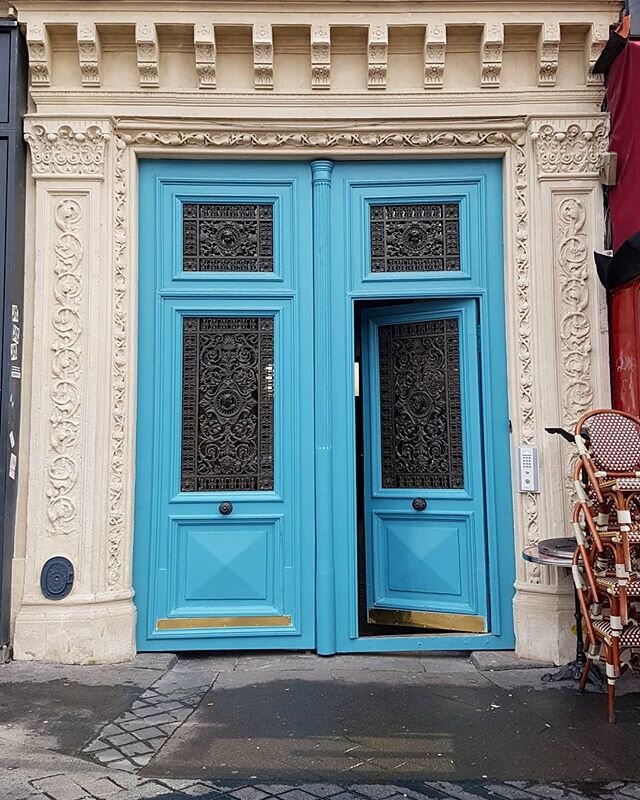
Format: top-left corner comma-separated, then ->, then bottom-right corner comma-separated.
9,0 -> 619,663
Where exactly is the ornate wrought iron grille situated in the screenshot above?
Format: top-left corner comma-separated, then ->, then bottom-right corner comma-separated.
182,203 -> 274,272
378,317 -> 464,489
181,316 -> 275,492
370,203 -> 461,272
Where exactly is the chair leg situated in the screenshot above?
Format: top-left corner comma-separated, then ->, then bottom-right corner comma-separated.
608,680 -> 616,724
579,657 -> 592,692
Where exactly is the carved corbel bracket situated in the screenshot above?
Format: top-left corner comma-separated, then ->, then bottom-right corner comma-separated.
481,23 -> 503,88
253,24 -> 274,89
194,22 -> 216,89
26,22 -> 51,87
530,118 -> 609,178
586,23 -> 609,85
367,24 -> 388,90
424,24 -> 446,89
538,22 -> 560,87
311,25 -> 331,90
136,22 -> 159,88
24,119 -> 112,179
77,22 -> 101,88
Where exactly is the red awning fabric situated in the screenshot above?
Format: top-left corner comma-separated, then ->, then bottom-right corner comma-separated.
607,41 -> 640,250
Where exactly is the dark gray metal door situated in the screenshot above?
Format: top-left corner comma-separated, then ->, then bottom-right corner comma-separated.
0,18 -> 26,657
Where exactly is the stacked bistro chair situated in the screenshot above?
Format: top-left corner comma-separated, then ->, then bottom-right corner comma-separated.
568,409 -> 640,722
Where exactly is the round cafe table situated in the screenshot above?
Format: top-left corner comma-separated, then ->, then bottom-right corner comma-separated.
523,537 -> 605,691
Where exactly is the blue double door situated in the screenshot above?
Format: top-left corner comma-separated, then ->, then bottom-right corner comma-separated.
135,159 -> 514,652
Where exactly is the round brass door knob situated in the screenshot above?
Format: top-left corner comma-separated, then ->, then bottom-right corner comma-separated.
412,497 -> 427,512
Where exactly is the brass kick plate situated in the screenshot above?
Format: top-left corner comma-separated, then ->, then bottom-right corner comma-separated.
157,615 -> 292,630
368,608 -> 487,634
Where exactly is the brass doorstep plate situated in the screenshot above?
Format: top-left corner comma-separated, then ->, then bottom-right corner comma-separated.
157,615 -> 292,630
368,608 -> 487,634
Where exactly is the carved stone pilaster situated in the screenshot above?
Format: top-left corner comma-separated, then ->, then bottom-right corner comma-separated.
311,25 -> 331,90
136,22 -> 159,88
253,24 -> 274,89
538,22 -> 560,86
481,23 -> 503,88
424,24 -> 446,88
531,118 -> 609,177
554,196 -> 594,485
77,22 -> 101,87
586,22 -> 609,85
26,22 -> 51,87
194,22 -> 216,89
24,119 -> 111,178
14,117 -> 136,663
367,24 -> 388,89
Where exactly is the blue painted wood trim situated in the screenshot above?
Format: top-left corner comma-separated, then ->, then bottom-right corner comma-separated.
311,160 -> 337,655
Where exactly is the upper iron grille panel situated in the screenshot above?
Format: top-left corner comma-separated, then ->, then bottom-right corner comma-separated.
370,203 -> 461,273
182,203 -> 274,272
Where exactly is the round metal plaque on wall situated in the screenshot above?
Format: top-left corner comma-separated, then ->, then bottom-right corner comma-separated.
40,556 -> 74,600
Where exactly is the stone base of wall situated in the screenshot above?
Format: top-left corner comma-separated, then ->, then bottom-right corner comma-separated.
514,588 -> 575,666
12,598 -> 136,664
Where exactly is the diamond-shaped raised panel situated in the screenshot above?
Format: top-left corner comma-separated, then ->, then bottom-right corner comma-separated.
386,522 -> 462,596
169,519 -> 282,614
185,527 -> 269,601
372,514 -> 476,614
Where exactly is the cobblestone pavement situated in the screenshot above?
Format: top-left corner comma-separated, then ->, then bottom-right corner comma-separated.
4,774 -> 640,800
3,653 -> 640,799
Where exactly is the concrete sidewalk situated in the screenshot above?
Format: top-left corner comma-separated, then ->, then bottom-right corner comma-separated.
1,652 -> 640,799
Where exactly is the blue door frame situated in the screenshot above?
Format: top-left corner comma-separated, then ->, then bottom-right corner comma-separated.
134,158 -> 515,653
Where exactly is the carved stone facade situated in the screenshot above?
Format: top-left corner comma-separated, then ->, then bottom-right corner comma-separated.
9,0 -> 616,664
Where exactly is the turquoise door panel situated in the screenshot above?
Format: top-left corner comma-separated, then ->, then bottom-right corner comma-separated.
362,300 -> 488,628
329,161 -> 515,652
135,161 -> 315,650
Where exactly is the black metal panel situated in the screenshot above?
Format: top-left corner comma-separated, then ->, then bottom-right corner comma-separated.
0,19 -> 27,655
182,203 -> 274,272
181,316 -> 275,492
370,203 -> 461,272
378,317 -> 464,489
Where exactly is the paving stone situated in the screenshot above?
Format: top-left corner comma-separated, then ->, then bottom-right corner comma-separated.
484,785 -> 537,799
82,740 -> 110,753
140,712 -> 184,725
230,788 -> 269,800
76,776 -> 124,799
31,774 -> 90,800
105,732 -> 137,747
121,719 -> 159,733
131,754 -> 154,767
121,741 -> 154,757
131,726 -> 165,741
299,787 -> 344,798
100,724 -> 125,737
279,791 -> 318,800
327,793 -> 366,800
107,760 -> 138,773
180,785 -> 225,797
470,651 -> 554,672
524,785 -> 586,800
154,701 -> 184,713
130,653 -> 178,671
94,749 -> 125,764
424,783 -> 486,800
131,704 -> 163,719
255,786 -> 295,795
618,787 -> 640,800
